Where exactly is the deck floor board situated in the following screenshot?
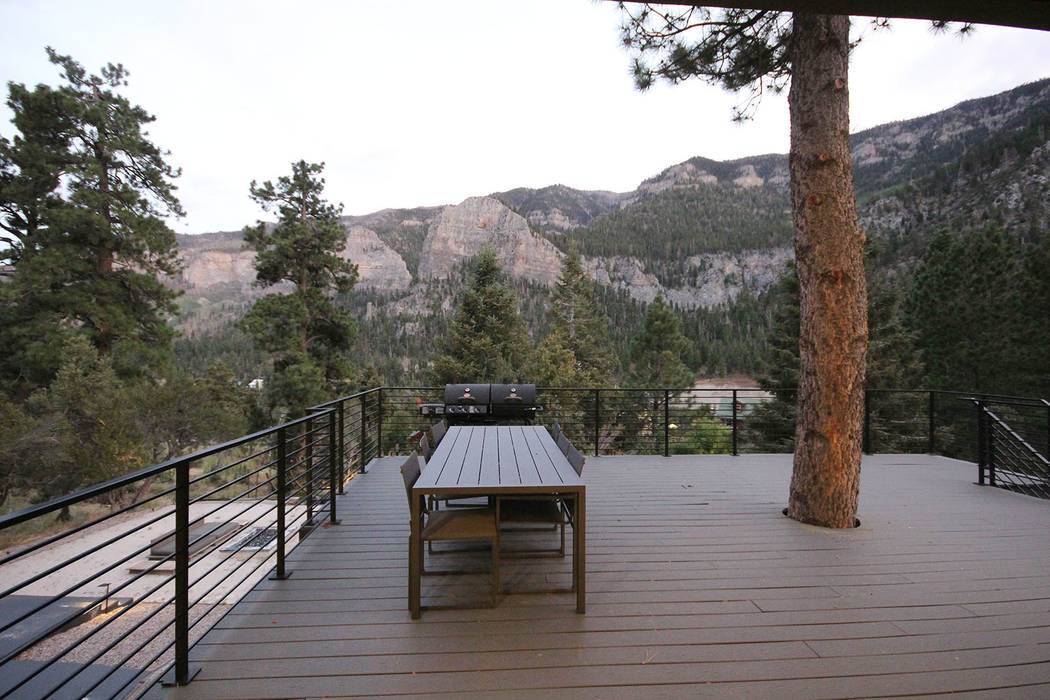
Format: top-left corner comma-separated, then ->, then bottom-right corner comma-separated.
150,453 -> 1050,698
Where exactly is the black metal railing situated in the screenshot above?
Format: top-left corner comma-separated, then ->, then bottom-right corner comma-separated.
974,398 -> 1050,499
371,387 -> 1025,461
0,388 -> 380,699
2,384 -> 1047,697
307,387 -> 383,481
377,386 -> 1048,500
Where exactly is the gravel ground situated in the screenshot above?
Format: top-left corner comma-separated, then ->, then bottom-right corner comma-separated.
5,500 -> 305,698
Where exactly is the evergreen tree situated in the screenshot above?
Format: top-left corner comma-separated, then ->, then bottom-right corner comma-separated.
428,248 -> 531,384
0,48 -> 183,393
23,335 -> 145,512
1018,236 -> 1050,397
627,294 -> 694,388
748,263 -> 800,451
0,78 -> 73,268
546,247 -> 618,386
906,227 -> 1022,393
756,263 -> 801,397
0,398 -> 69,508
132,362 -> 252,464
240,160 -> 358,418
529,329 -> 582,387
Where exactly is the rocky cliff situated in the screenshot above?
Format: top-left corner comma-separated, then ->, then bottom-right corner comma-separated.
172,224 -> 414,303
340,226 -> 412,292
586,248 -> 793,309
417,196 -> 564,285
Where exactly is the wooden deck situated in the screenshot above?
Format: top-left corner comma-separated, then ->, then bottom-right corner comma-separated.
150,454 -> 1050,698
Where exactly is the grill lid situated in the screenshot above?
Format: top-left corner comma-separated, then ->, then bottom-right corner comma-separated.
490,384 -> 536,405
444,384 -> 491,405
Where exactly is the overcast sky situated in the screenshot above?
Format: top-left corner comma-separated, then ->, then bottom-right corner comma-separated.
2,0 -> 1049,235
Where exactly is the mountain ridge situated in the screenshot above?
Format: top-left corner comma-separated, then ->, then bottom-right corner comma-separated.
172,77 -> 1050,378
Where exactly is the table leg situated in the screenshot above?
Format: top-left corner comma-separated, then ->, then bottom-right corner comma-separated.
409,492 -> 421,619
574,489 -> 586,614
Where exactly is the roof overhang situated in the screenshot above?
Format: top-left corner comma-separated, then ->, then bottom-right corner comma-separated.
618,2 -> 1050,32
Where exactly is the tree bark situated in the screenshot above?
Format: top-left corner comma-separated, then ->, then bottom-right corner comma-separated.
786,14 -> 867,528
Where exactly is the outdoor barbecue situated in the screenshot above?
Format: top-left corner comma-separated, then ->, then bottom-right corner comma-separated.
419,383 -> 542,424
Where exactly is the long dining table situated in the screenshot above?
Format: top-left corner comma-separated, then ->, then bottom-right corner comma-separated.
408,424 -> 586,618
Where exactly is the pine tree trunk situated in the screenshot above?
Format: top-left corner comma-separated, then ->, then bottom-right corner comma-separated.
786,14 -> 868,529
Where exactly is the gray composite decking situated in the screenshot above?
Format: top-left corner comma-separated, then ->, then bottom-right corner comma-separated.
151,454 -> 1050,699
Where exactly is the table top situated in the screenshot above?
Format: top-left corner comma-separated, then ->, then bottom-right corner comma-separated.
415,425 -> 583,496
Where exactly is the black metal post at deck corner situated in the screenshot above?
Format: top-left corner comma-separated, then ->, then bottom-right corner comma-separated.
304,417 -> 315,529
337,402 -> 346,494
986,413 -> 996,487
163,458 -> 199,686
732,389 -> 738,457
1044,399 -> 1050,460
376,388 -> 383,458
976,401 -> 988,485
358,396 -> 367,474
664,390 -> 670,458
270,426 -> 292,580
593,389 -> 600,457
328,410 -> 340,525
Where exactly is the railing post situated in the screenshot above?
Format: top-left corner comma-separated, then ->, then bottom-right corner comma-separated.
986,408 -> 996,487
304,417 -> 315,531
377,388 -> 384,457
163,458 -> 199,686
928,391 -> 936,455
328,410 -> 340,525
270,426 -> 292,580
1044,400 -> 1050,460
976,401 -> 988,485
664,390 -> 670,458
593,389 -> 600,457
732,389 -> 739,457
359,395 -> 367,474
337,402 -> 346,494
863,389 -> 872,455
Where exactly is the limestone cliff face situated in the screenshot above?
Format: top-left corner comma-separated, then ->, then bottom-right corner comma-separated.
636,161 -> 719,197
340,226 -> 412,292
418,196 -> 563,285
173,224 -> 413,302
585,248 -> 792,310
176,248 -> 259,293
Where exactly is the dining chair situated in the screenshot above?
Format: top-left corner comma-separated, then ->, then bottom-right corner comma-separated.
556,432 -> 570,456
431,419 -> 447,447
419,432 -> 433,461
498,436 -> 584,559
497,496 -> 567,557
566,442 -> 585,476
549,421 -> 562,442
401,454 -> 500,606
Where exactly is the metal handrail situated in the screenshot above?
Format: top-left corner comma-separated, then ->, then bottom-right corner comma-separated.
0,411 -> 324,530
0,398 -> 373,699
3,384 -> 1048,698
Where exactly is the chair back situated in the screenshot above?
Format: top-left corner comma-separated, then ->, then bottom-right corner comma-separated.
549,422 -> 562,442
556,432 -> 570,456
419,432 -> 433,460
431,420 -> 447,446
566,443 -> 585,476
400,454 -> 421,503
